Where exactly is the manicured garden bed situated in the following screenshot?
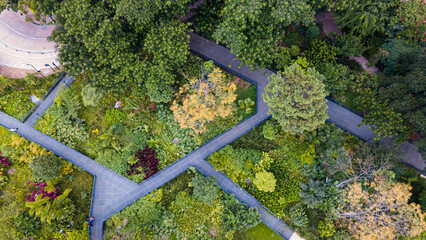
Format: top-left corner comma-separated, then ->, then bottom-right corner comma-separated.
103,169 -> 279,239
0,127 -> 92,239
33,54 -> 256,184
0,73 -> 62,120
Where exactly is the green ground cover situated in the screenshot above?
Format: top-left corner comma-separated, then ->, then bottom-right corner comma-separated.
0,73 -> 61,120
1,1 -> 425,239
0,127 -> 91,239
242,223 -> 283,240
207,119 -> 426,239
33,54 -> 255,184
104,169 -> 279,240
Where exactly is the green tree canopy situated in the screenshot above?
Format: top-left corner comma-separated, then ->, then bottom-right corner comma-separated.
214,0 -> 315,69
191,175 -> 220,205
333,0 -> 396,37
50,0 -> 191,103
263,63 -> 328,134
328,0 -> 425,42
221,194 -> 261,232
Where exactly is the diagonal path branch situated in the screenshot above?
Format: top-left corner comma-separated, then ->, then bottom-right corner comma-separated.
1,32 -> 421,240
193,159 -> 295,240
0,112 -> 138,190
24,75 -> 73,126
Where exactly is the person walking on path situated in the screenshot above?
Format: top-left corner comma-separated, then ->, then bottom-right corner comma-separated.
86,217 -> 94,227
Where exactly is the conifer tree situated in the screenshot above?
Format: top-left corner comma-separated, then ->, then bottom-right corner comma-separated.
263,63 -> 328,134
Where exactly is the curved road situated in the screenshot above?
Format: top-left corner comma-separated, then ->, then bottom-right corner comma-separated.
0,10 -> 58,70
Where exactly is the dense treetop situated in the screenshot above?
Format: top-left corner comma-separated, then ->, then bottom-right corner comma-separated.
50,0 -> 191,103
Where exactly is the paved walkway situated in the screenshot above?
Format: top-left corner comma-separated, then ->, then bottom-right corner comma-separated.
188,33 -> 377,142
194,160 -> 295,240
24,75 -> 73,126
0,10 -> 58,70
0,32 -> 423,240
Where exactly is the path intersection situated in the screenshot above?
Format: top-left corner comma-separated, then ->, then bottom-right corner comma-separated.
0,32 -> 424,240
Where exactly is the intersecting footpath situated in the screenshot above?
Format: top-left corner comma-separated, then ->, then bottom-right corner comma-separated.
188,33 -> 424,173
0,32 -> 423,240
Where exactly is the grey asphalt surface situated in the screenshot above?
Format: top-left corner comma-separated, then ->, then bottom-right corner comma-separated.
0,10 -> 58,70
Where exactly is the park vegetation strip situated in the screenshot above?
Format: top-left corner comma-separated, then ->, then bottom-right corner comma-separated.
0,0 -> 425,239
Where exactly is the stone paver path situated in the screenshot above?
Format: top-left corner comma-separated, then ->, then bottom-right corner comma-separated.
24,75 -> 73,126
194,160 -> 295,240
1,31 -> 424,240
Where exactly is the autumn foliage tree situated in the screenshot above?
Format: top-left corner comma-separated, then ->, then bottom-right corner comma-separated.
337,173 -> 426,240
263,63 -> 328,134
171,65 -> 237,134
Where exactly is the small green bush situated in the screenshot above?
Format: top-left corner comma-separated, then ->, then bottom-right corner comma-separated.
284,31 -> 302,47
81,84 -> 103,107
103,108 -> 127,126
262,121 -> 278,141
289,204 -> 308,228
30,154 -> 63,182
305,25 -> 320,40
318,219 -> 336,238
55,119 -> 89,149
289,45 -> 300,57
275,47 -> 292,70
15,212 -> 41,237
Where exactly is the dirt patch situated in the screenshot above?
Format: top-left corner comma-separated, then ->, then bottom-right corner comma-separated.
349,56 -> 379,73
177,0 -> 204,22
316,10 -> 342,37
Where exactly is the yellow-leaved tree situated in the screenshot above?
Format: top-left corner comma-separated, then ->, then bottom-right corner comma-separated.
337,173 -> 426,240
171,66 -> 237,134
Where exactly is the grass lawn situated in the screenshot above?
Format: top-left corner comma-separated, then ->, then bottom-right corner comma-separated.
237,222 -> 283,240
